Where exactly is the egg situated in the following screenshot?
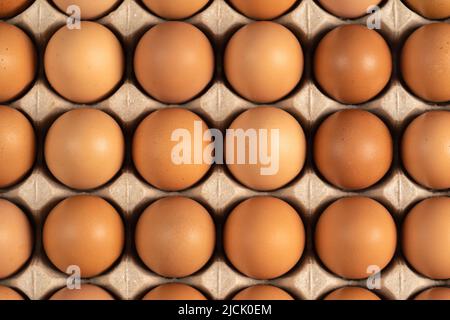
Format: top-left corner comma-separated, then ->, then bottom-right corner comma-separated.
414,287 -> 450,300
402,197 -> 450,280
141,0 -> 209,20
224,197 -> 305,280
0,199 -> 33,279
43,195 -> 124,278
314,109 -> 393,190
314,24 -> 392,104
135,197 -> 215,278
0,106 -> 35,188
233,285 -> 294,300
132,108 -> 211,191
52,0 -> 121,19
0,22 -> 37,103
317,0 -> 383,19
229,0 -> 297,20
134,22 -> 214,104
45,108 -> 124,190
315,197 -> 397,279
143,283 -> 207,300
324,287 -> 381,300
0,0 -> 33,18
50,284 -> 114,300
226,107 -> 306,191
224,21 -> 303,103
401,23 -> 450,103
404,0 -> 450,19
44,21 -> 124,104
0,286 -> 24,300
401,111 -> 450,190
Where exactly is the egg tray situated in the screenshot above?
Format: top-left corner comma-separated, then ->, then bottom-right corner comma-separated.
0,0 -> 449,300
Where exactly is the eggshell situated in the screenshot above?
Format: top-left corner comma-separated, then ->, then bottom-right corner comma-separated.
324,287 -> 381,300
226,107 -> 306,191
224,197 -> 305,280
0,106 -> 36,188
401,111 -> 450,190
0,286 -> 24,300
0,22 -> 37,103
44,21 -> 124,104
401,23 -> 450,103
404,0 -> 450,19
229,0 -> 297,20
143,283 -> 207,300
45,108 -> 125,190
315,197 -> 397,280
50,284 -> 114,300
0,0 -> 33,18
43,195 -> 125,278
52,0 -> 121,19
314,24 -> 392,104
0,199 -> 33,279
134,22 -> 214,104
141,0 -> 209,20
135,197 -> 215,278
414,287 -> 450,300
318,0 -> 383,18
132,108 -> 211,191
224,21 -> 303,103
233,285 -> 294,300
402,197 -> 450,280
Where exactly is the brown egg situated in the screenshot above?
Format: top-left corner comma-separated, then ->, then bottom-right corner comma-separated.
0,286 -> 24,300
315,24 -> 392,104
134,22 -> 214,104
43,195 -> 124,278
226,107 -> 306,191
414,287 -> 450,300
315,197 -> 397,279
50,284 -> 114,300
52,0 -> 121,19
402,111 -> 450,190
229,0 -> 297,20
44,21 -> 124,104
404,0 -> 450,19
143,283 -> 207,300
0,22 -> 37,103
132,108 -> 211,191
224,21 -> 303,103
314,109 -> 393,190
0,0 -> 33,18
0,199 -> 33,279
318,0 -> 383,18
324,287 -> 381,300
0,106 -> 35,188
233,285 -> 294,300
401,23 -> 450,103
402,197 -> 450,280
135,197 -> 215,278
45,108 -> 124,190
141,0 -> 209,20
224,197 -> 305,280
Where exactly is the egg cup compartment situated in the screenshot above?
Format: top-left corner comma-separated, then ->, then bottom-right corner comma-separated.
0,0 -> 449,300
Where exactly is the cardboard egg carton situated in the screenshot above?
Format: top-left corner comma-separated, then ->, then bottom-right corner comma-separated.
0,0 -> 448,300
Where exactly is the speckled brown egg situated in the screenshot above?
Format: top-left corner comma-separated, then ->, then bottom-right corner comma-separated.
224,21 -> 303,103
50,284 -> 114,300
142,0 -> 209,19
233,285 -> 294,300
414,287 -> 450,300
0,286 -> 24,300
315,197 -> 397,280
52,0 -> 121,19
401,23 -> 450,103
224,197 -> 305,280
229,0 -> 297,20
324,287 -> 381,300
0,0 -> 33,18
0,106 -> 35,189
134,22 -> 214,104
44,21 -> 124,104
402,111 -> 450,190
226,107 -> 306,191
45,108 -> 124,190
402,197 -> 450,280
135,197 -> 215,278
43,195 -> 125,278
0,199 -> 33,279
0,22 -> 37,103
143,283 -> 207,300
404,0 -> 450,19
314,24 -> 392,104
318,0 -> 383,18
